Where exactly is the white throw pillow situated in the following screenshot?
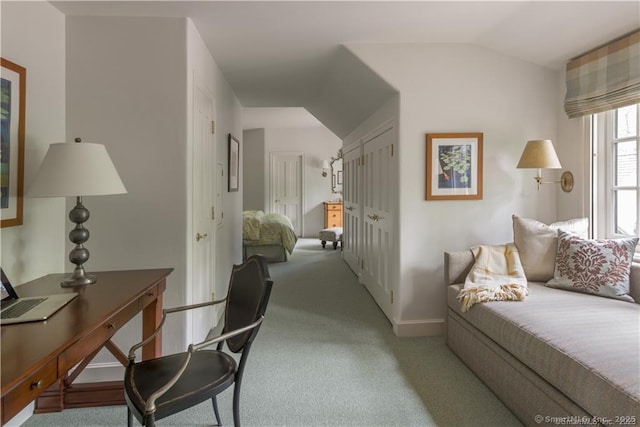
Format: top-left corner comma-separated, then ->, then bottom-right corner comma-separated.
512,215 -> 589,282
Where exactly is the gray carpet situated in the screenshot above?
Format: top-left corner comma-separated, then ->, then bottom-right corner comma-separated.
23,238 -> 522,426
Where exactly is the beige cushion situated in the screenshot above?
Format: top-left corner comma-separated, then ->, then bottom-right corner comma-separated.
512,215 -> 588,282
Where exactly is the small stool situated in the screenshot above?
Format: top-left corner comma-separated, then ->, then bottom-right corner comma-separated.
319,227 -> 343,250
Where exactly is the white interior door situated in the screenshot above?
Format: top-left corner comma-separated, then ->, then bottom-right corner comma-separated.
361,125 -> 395,320
343,144 -> 361,274
190,80 -> 215,343
215,162 -> 224,231
270,152 -> 303,235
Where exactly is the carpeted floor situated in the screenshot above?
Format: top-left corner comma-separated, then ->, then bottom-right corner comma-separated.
23,238 -> 522,426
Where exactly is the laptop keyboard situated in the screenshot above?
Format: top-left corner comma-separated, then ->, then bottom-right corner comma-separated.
1,298 -> 47,319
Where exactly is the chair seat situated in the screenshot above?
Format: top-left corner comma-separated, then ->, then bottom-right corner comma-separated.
125,350 -> 237,422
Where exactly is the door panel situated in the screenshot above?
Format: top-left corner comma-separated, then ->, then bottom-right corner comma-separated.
361,125 -> 394,320
190,82 -> 215,342
271,153 -> 303,235
343,144 -> 361,274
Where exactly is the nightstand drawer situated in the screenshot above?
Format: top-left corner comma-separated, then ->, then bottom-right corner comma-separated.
325,204 -> 341,211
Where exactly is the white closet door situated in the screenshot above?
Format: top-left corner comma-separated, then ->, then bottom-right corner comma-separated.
270,152 -> 303,236
343,144 -> 362,274
361,124 -> 395,320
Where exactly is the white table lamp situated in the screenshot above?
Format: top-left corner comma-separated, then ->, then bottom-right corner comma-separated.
28,138 -> 127,286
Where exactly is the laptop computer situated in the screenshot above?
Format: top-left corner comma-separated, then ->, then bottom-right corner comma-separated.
1,268 -> 77,325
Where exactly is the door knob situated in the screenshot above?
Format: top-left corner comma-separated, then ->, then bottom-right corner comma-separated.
196,232 -> 208,241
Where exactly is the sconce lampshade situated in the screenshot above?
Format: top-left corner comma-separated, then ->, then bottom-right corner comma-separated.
321,160 -> 331,170
27,142 -> 127,197
516,140 -> 562,169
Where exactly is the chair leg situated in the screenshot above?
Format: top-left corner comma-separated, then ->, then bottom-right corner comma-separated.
212,396 -> 222,426
144,414 -> 156,427
127,408 -> 133,427
232,383 -> 242,427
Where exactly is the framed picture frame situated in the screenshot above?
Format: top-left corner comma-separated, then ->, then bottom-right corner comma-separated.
1,58 -> 26,227
426,132 -> 483,200
228,133 -> 239,192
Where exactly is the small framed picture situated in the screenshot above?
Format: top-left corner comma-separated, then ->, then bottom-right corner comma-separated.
228,133 -> 239,192
426,133 -> 483,200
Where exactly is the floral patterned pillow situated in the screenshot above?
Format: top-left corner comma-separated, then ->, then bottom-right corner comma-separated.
546,230 -> 639,302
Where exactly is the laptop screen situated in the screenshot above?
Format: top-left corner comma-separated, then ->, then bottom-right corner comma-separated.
1,268 -> 17,303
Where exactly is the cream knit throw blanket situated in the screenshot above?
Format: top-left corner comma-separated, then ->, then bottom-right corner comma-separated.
458,243 -> 528,312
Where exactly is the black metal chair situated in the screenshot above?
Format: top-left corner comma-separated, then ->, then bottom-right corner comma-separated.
124,255 -> 273,427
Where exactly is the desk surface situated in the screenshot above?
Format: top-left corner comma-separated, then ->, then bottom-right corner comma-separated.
1,268 -> 173,420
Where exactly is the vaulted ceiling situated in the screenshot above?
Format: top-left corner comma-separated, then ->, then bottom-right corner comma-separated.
51,1 -> 640,136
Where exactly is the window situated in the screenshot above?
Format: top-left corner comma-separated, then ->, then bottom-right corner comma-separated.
593,104 -> 640,240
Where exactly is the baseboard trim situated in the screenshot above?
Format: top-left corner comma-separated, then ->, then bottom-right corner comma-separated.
393,318 -> 445,337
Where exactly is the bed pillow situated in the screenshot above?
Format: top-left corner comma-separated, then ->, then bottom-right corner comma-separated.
546,230 -> 638,302
512,215 -> 588,282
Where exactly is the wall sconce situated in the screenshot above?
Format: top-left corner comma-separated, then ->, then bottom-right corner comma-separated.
321,160 -> 330,177
516,139 -> 574,192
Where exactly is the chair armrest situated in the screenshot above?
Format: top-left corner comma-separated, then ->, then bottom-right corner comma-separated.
127,298 -> 228,361
144,316 -> 265,414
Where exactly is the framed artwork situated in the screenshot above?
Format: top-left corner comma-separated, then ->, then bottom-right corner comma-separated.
228,133 -> 239,192
426,132 -> 483,200
1,58 -> 26,227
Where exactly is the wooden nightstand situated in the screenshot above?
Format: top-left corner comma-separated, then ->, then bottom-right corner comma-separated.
323,201 -> 343,228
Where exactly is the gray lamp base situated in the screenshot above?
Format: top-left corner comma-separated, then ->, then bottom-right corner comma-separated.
62,197 -> 97,287
61,266 -> 96,287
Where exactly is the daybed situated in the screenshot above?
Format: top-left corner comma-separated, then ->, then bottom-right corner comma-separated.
444,216 -> 640,426
242,210 -> 297,262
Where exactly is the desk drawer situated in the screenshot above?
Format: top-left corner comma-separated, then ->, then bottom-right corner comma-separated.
140,286 -> 158,309
325,203 -> 341,211
2,359 -> 57,422
59,302 -> 139,373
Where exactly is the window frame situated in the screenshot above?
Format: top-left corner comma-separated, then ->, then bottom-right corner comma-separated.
593,104 -> 640,241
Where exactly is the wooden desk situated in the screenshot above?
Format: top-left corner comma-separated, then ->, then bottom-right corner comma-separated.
0,268 -> 172,424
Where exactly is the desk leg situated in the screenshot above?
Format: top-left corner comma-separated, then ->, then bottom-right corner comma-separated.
142,290 -> 163,360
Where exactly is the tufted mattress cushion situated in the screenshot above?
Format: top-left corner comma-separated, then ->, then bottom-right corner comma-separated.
447,282 -> 640,420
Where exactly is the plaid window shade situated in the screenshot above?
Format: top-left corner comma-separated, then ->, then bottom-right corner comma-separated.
564,30 -> 640,118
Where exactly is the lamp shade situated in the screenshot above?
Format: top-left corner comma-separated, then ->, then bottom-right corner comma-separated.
27,142 -> 127,197
321,160 -> 331,169
516,140 -> 562,169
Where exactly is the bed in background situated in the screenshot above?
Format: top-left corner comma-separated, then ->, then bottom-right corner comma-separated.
243,210 -> 298,262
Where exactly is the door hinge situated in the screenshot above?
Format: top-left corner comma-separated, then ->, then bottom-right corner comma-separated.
391,144 -> 394,157
211,120 -> 216,134
390,290 -> 394,304
211,207 -> 215,220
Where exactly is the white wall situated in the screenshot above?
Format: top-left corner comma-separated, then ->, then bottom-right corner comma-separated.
349,43 -> 561,334
261,127 -> 342,237
243,128 -> 266,211
66,16 -> 188,362
186,18 -> 244,327
0,1 -> 66,285
555,72 -> 591,224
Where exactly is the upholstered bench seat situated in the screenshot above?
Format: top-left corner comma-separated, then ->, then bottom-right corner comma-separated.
319,227 -> 342,250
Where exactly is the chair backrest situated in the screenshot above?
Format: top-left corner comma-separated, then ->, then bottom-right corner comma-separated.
223,255 -> 273,353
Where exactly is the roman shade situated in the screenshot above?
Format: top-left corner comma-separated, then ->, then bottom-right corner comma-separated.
564,30 -> 640,118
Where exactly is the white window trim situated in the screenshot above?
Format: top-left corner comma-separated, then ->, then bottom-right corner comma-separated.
593,105 -> 640,251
